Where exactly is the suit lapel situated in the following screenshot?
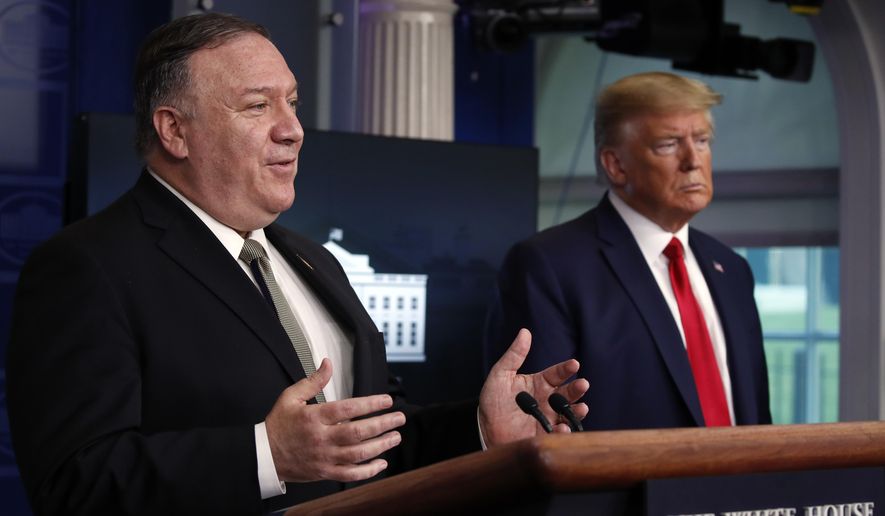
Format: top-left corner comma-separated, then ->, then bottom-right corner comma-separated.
596,196 -> 705,426
266,226 -> 361,338
131,173 -> 307,383
265,225 -> 381,398
690,232 -> 755,424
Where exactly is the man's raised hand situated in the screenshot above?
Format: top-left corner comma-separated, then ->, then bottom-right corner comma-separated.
265,359 -> 405,482
478,329 -> 589,446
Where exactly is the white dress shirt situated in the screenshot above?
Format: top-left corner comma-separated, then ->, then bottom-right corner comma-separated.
608,192 -> 735,424
149,171 -> 353,498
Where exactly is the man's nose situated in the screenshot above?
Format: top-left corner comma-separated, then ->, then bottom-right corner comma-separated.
679,141 -> 702,172
272,102 -> 304,145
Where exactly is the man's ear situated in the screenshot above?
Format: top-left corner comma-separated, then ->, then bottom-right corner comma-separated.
153,107 -> 189,160
600,148 -> 627,187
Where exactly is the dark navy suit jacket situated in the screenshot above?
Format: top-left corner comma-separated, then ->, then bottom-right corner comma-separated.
485,195 -> 771,430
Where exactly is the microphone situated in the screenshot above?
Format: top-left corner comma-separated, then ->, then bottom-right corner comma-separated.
515,391 -> 553,434
548,392 -> 583,432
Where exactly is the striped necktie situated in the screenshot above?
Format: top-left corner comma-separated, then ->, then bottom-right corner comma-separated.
240,239 -> 325,403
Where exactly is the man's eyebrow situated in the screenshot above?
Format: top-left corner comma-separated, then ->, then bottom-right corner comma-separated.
653,128 -> 712,139
238,85 -> 299,97
238,86 -> 274,96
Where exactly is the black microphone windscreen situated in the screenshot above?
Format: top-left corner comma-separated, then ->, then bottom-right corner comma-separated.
548,392 -> 570,413
516,391 -> 539,414
516,391 -> 553,433
547,392 -> 583,432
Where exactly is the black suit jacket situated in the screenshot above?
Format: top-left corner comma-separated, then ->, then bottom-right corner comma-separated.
7,173 -> 478,515
485,195 -> 771,430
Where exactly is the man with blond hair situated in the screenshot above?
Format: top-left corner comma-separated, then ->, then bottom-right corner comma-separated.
485,71 -> 771,430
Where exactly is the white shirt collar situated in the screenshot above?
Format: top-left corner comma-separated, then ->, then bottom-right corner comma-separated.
148,169 -> 266,261
607,190 -> 690,263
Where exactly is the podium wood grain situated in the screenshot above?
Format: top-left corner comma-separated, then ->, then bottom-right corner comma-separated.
286,421 -> 885,515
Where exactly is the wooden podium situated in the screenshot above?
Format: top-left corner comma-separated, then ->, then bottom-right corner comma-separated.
286,422 -> 885,515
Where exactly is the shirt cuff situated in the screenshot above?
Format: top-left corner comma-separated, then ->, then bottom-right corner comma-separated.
255,421 -> 287,499
476,408 -> 489,451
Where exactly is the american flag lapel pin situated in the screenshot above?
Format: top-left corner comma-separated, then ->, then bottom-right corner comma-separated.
713,261 -> 725,273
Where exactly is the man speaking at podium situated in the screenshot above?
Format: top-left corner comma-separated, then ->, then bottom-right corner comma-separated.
6,13 -> 588,515
486,72 -> 771,431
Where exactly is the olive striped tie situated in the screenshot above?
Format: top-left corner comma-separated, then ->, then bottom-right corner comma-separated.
240,239 -> 325,403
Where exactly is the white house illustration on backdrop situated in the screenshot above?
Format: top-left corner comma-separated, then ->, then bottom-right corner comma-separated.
322,228 -> 428,362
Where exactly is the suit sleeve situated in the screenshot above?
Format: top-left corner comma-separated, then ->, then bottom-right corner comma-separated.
6,237 -> 265,516
484,240 -> 578,375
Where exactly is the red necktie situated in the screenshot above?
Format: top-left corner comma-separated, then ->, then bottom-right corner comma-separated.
663,237 -> 732,427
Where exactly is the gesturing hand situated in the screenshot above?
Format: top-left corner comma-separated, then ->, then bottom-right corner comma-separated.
478,329 -> 589,447
265,359 -> 405,482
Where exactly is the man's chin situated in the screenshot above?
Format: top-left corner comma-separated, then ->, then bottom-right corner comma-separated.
279,192 -> 296,212
265,196 -> 295,220
685,198 -> 709,210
